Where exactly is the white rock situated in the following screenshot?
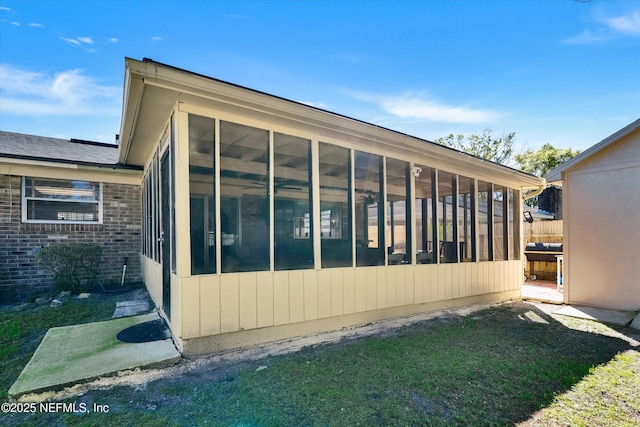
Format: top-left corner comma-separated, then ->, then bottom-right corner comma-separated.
50,299 -> 62,308
255,365 -> 268,372
78,293 -> 91,299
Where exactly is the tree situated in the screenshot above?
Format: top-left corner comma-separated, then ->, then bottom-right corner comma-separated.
435,129 -> 515,165
514,143 -> 581,178
515,143 -> 580,207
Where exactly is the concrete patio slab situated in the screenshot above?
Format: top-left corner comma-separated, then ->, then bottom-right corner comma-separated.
630,313 -> 640,331
112,300 -> 150,318
553,305 -> 637,327
8,312 -> 180,398
522,283 -> 563,304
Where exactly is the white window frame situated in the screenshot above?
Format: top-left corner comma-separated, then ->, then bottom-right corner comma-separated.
21,177 -> 103,224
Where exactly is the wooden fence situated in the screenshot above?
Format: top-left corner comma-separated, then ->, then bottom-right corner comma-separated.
523,220 -> 563,281
524,220 -> 563,245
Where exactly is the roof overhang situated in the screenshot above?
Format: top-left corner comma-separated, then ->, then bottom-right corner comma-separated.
119,59 -> 180,166
0,155 -> 142,185
546,118 -> 640,184
119,58 -> 544,190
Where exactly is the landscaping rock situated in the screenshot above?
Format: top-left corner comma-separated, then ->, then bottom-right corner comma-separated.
14,303 -> 33,312
255,365 -> 268,372
112,300 -> 150,318
35,296 -> 52,305
57,291 -> 72,300
50,299 -> 63,308
78,293 -> 92,299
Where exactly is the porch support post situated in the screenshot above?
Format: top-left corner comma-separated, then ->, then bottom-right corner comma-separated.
311,138 -> 321,269
175,108 -> 192,277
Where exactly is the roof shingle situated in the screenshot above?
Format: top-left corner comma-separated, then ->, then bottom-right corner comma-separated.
0,131 -> 119,165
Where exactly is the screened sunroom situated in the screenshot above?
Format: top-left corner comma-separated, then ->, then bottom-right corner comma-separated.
186,117 -> 522,272
120,58 -> 544,354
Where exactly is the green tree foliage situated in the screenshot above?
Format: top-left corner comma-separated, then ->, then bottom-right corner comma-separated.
514,143 -> 580,177
435,129 -> 515,165
36,243 -> 103,293
515,143 -> 580,207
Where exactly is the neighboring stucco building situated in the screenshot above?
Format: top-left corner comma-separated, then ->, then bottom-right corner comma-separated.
547,119 -> 640,311
0,132 -> 143,302
118,58 -> 544,354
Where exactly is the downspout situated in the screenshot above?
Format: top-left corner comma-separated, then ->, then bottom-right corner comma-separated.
522,184 -> 545,202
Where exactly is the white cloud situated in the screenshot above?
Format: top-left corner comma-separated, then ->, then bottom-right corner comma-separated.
562,29 -> 607,45
0,6 -> 14,12
60,35 -> 95,47
107,37 -> 118,43
60,37 -> 80,46
606,10 -> 640,36
353,91 -> 500,124
0,65 -> 120,116
151,36 -> 164,42
9,21 -> 19,26
30,22 -> 44,28
564,9 -> 640,44
297,100 -> 332,110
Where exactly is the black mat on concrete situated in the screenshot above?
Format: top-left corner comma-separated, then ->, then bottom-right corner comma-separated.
116,319 -> 171,343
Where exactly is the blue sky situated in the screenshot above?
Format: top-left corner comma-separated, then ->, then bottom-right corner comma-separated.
1,0 -> 639,156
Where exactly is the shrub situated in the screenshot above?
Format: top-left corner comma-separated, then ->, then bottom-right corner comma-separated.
36,243 -> 103,294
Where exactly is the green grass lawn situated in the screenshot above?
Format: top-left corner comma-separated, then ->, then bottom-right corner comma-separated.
0,292 -> 127,404
1,295 -> 639,426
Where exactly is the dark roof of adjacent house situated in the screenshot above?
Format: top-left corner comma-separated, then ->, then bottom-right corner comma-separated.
0,130 -> 129,167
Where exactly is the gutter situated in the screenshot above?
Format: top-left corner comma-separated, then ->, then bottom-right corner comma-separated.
0,154 -> 142,171
522,184 -> 545,201
128,58 -> 544,187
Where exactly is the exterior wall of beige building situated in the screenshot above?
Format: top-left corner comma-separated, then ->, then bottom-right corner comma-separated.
548,119 -> 640,311
121,58 -> 544,354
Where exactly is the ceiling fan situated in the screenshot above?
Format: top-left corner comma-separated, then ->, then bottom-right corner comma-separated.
361,191 -> 376,205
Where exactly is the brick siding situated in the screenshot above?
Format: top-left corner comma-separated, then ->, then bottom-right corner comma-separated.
0,174 -> 142,303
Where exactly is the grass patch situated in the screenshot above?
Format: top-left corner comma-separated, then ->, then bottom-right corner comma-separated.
2,301 -> 639,426
0,293 -> 126,404
533,350 -> 640,426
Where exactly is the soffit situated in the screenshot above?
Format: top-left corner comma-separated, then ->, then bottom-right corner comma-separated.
120,87 -> 177,166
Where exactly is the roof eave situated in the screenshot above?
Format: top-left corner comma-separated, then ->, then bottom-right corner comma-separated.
121,58 -> 544,188
545,118 -> 640,184
118,59 -> 145,164
0,154 -> 142,171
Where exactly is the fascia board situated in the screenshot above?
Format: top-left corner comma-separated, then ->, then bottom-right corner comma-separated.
119,62 -> 146,164
124,58 -> 544,188
546,118 -> 640,184
1,158 -> 142,185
